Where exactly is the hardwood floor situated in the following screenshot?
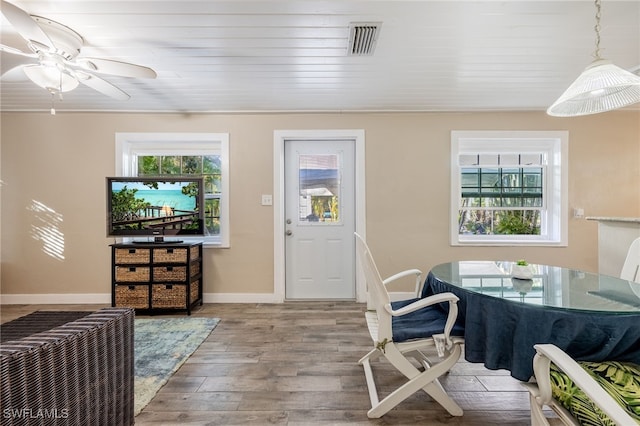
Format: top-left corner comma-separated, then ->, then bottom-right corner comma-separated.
1,302 -> 539,425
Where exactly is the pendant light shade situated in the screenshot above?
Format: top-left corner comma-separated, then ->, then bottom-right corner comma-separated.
547,0 -> 640,117
547,59 -> 640,117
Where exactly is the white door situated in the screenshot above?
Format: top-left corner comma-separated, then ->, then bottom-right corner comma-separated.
284,139 -> 355,299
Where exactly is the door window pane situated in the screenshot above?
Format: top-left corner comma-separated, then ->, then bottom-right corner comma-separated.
298,154 -> 340,223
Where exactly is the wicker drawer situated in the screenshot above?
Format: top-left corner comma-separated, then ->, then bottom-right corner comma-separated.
190,262 -> 200,278
153,266 -> 187,282
153,248 -> 187,263
190,280 -> 200,304
190,245 -> 200,261
115,285 -> 150,309
115,266 -> 150,282
152,284 -> 187,309
115,248 -> 151,264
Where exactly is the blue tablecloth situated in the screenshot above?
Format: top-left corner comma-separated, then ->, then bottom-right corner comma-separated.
424,271 -> 640,381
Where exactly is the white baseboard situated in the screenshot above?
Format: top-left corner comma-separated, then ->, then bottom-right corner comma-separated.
202,292 -> 282,303
0,292 -> 283,305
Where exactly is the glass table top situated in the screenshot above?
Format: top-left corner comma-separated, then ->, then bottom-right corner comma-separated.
430,261 -> 640,313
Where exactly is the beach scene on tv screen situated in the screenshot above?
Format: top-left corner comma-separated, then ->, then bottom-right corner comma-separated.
111,181 -> 201,234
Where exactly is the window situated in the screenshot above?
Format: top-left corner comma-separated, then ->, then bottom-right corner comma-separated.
115,133 -> 230,247
450,131 -> 568,246
297,154 -> 341,223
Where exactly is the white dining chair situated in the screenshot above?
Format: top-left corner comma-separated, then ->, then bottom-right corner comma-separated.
621,237 -> 640,283
354,232 -> 464,418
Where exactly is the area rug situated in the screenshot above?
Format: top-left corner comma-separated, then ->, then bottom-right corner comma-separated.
134,316 -> 219,415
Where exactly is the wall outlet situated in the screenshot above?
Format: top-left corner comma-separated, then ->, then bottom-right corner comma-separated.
261,194 -> 273,206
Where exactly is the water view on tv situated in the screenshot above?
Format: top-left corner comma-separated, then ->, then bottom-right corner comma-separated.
109,180 -> 203,235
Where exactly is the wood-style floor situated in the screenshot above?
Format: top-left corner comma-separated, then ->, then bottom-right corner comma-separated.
1,302 -> 541,425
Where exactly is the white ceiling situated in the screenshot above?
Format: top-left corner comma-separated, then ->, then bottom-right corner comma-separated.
1,0 -> 639,113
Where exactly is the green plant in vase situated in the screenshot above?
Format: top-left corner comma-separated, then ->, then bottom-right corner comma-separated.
512,259 -> 533,279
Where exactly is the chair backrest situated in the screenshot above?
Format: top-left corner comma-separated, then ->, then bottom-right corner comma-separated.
355,233 -> 393,342
355,233 -> 390,309
621,237 -> 640,283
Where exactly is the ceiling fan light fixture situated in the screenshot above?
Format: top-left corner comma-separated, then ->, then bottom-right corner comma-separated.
23,64 -> 78,92
1,0 -> 155,104
547,59 -> 640,117
547,0 -> 640,117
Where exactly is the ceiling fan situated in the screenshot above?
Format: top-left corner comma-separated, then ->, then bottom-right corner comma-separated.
0,0 -> 156,102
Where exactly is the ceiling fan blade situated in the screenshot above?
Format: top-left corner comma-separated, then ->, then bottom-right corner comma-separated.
75,57 -> 157,79
76,72 -> 130,100
1,0 -> 53,50
0,43 -> 37,58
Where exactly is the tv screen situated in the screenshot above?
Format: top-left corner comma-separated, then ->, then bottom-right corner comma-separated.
107,176 -> 205,241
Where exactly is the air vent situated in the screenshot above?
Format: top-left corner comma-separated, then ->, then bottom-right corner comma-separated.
348,22 -> 381,56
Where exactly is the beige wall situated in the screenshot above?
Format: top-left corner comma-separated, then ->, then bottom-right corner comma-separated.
1,111 -> 639,301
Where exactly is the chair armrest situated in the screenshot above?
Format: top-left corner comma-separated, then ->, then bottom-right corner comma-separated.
382,268 -> 423,296
385,292 -> 459,317
384,292 -> 460,342
532,344 -> 636,425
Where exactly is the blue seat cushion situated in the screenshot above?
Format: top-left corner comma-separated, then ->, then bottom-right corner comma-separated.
390,298 -> 465,343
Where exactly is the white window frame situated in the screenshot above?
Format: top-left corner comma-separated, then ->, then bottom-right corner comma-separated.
115,132 -> 230,248
450,130 -> 568,246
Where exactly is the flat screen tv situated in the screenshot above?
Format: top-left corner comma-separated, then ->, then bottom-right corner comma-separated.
107,176 -> 205,242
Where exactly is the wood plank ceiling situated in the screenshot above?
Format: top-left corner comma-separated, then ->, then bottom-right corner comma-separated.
1,0 -> 639,113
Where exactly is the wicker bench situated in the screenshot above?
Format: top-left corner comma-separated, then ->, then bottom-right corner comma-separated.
0,308 -> 135,426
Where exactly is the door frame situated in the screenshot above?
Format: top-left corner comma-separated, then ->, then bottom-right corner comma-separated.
273,129 -> 366,303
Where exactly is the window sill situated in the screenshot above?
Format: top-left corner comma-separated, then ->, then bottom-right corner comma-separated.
203,242 -> 230,249
453,238 -> 567,247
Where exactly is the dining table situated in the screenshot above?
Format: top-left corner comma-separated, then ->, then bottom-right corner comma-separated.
423,260 -> 640,381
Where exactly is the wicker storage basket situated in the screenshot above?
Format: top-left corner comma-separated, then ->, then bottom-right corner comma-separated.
190,262 -> 201,277
190,245 -> 200,260
190,280 -> 200,303
115,266 -> 150,282
153,248 -> 187,263
115,285 -> 150,309
153,266 -> 187,282
115,248 -> 150,264
152,284 -> 186,308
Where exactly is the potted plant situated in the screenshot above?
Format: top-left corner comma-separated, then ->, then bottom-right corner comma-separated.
511,259 -> 534,280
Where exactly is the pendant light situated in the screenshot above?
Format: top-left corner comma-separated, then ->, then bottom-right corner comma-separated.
547,0 -> 640,117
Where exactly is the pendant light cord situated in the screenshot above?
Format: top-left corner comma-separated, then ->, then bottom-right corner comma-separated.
593,0 -> 602,59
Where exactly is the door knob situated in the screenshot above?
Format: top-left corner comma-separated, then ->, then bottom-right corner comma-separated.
286,230 -> 293,236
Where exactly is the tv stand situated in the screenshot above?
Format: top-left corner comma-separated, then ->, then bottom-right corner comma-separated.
110,242 -> 203,315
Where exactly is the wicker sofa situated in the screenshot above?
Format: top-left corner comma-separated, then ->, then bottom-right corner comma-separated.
0,308 -> 135,426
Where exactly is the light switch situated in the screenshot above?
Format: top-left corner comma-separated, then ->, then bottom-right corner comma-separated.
261,194 -> 273,206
